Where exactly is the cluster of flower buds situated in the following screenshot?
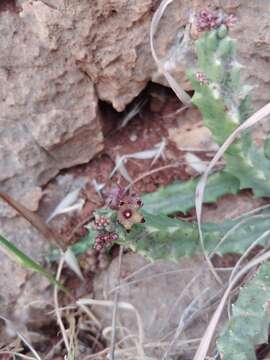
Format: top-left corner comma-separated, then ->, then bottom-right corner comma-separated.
196,10 -> 236,33
92,214 -> 119,251
93,186 -> 145,252
93,215 -> 111,231
195,71 -> 209,85
94,232 -> 118,251
196,10 -> 219,32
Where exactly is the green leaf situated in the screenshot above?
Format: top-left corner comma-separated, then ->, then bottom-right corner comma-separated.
142,171 -> 240,215
217,262 -> 270,360
0,234 -> 68,293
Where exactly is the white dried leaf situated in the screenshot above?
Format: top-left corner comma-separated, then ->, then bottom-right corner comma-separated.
92,179 -> 105,198
151,138 -> 166,165
110,155 -> 132,182
126,149 -> 160,160
46,188 -> 81,223
110,140 -> 166,182
119,98 -> 147,129
64,248 -> 84,281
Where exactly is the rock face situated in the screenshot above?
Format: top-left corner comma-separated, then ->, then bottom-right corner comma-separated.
0,2 -> 103,309
0,5 -> 103,209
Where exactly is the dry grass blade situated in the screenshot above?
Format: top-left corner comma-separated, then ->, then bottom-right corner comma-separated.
54,256 -> 70,355
193,102 -> 270,359
77,298 -> 145,356
0,316 -> 42,360
110,141 -> 166,183
209,214 -> 270,258
46,188 -> 83,223
163,104 -> 189,119
185,153 -> 207,174
0,352 -> 37,360
232,203 -> 270,220
228,230 -> 270,284
150,0 -> 191,106
161,275 -> 199,359
64,247 -> 84,281
0,191 -> 64,249
125,163 -> 178,192
119,98 -> 147,129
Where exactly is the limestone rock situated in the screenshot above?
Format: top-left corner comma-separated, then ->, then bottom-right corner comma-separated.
0,6 -> 103,210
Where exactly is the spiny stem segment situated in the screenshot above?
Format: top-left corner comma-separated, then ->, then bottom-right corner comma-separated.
189,21 -> 270,196
217,262 -> 270,360
142,171 -> 240,215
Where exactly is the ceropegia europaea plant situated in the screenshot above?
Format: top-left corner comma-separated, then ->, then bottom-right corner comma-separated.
188,11 -> 270,197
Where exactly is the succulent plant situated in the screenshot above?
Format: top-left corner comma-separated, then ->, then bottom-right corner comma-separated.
217,262 -> 270,360
188,17 -> 270,197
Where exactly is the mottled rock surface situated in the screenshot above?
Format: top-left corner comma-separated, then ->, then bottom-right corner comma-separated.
0,6 -> 102,204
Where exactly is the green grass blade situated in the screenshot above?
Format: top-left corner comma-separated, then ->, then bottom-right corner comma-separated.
0,234 -> 68,293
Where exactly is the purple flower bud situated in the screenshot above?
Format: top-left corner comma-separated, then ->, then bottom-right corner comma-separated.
110,233 -> 119,241
195,72 -> 209,85
196,10 -> 219,32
